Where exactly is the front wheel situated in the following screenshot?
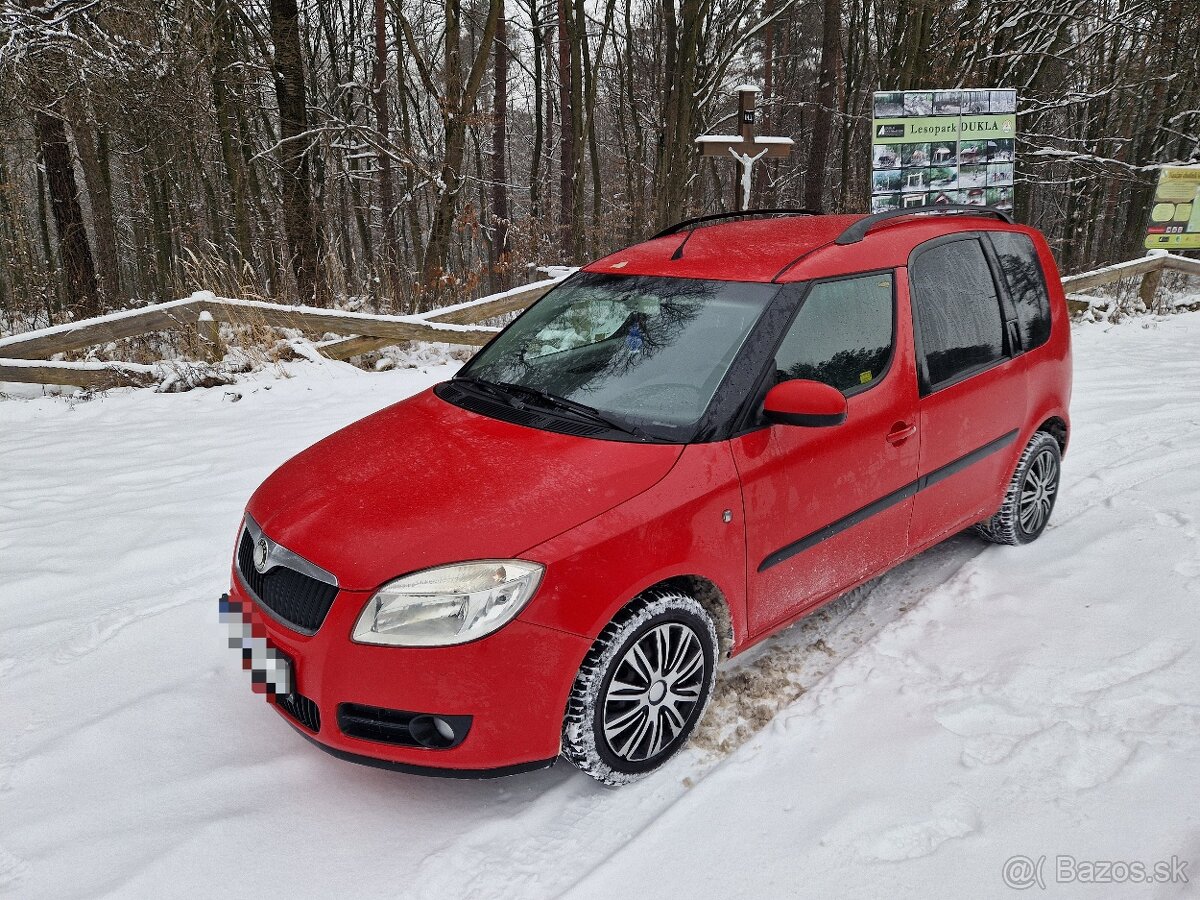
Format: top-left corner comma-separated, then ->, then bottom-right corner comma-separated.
975,431 -> 1062,545
562,591 -> 717,785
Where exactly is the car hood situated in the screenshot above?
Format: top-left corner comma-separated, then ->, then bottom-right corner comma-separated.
247,386 -> 683,591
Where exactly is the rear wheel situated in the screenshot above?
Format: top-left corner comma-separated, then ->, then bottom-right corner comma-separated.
562,591 -> 717,785
975,431 -> 1062,545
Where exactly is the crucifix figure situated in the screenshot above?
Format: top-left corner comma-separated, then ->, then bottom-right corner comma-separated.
729,146 -> 770,211
696,85 -> 794,210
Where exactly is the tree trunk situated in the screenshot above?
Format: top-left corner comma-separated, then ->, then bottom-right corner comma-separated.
557,0 -> 577,258
412,0 -> 502,292
211,0 -> 255,276
36,111 -> 100,319
269,0 -> 323,304
655,0 -> 706,230
529,0 -> 544,221
491,1 -> 511,292
755,0 -> 775,206
66,101 -> 121,306
372,0 -> 400,307
805,0 -> 841,212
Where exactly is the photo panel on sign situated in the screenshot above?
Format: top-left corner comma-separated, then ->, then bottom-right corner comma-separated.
961,89 -> 991,114
959,164 -> 988,189
958,140 -> 986,164
873,170 -> 902,193
872,193 -> 902,213
961,187 -> 987,206
903,92 -> 933,116
873,143 -> 902,169
901,143 -> 931,166
874,92 -> 905,118
902,193 -> 927,209
933,91 -> 961,116
986,187 -> 1014,210
991,138 -> 1015,161
930,141 -> 957,166
989,90 -> 1017,113
902,168 -> 930,191
928,190 -> 959,206
987,162 -> 1014,187
929,166 -> 958,189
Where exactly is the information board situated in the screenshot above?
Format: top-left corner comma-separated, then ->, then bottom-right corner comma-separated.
1144,166 -> 1200,250
871,89 -> 1017,213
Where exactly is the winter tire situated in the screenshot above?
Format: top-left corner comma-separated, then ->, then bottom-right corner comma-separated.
562,591 -> 718,786
975,431 -> 1062,545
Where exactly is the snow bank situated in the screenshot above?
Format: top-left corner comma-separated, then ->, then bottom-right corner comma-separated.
1,315 -> 1199,897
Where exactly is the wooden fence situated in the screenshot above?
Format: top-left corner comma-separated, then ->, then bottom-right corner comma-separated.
0,275 -> 564,389
1060,250 -> 1200,311
2,251 -> 1198,391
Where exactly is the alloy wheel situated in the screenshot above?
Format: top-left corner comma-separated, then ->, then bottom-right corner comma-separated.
1019,447 -> 1058,534
601,622 -> 705,762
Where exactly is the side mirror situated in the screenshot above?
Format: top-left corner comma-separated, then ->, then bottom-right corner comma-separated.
763,379 -> 847,427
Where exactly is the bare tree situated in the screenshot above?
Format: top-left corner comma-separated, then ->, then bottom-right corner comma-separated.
36,110 -> 100,318
0,0 -> 1196,330
491,0 -> 511,292
804,0 -> 841,211
269,0 -> 323,304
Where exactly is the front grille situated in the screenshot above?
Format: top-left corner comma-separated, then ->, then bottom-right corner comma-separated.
279,692 -> 321,733
338,703 -> 471,750
237,530 -> 338,633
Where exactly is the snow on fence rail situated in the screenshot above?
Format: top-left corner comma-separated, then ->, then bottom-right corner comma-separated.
3,253 -> 1197,391
1060,250 -> 1200,311
0,273 -> 568,389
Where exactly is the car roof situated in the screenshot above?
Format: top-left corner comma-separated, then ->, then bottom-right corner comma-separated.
583,213 -> 1039,284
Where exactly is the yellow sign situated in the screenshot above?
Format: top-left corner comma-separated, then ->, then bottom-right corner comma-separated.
1144,166 -> 1200,250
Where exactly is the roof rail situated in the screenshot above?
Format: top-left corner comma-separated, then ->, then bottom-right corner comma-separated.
834,205 -> 1014,246
651,208 -> 822,240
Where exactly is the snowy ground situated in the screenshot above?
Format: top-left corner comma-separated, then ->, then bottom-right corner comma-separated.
2,314 -> 1199,898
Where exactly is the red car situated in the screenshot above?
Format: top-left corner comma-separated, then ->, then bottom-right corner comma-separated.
221,206 -> 1072,785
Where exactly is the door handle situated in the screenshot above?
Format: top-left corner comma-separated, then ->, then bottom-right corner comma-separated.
886,423 -> 918,445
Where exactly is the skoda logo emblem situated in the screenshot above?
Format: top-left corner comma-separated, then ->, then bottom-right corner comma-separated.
253,538 -> 270,573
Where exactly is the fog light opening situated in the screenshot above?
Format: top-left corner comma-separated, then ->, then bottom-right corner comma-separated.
409,714 -> 457,749
433,717 -> 455,742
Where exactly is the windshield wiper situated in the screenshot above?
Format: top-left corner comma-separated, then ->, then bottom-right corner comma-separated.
493,381 -> 648,440
455,375 -> 646,439
453,375 -> 520,406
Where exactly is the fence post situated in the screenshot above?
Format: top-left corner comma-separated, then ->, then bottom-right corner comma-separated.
197,310 -> 225,362
1138,266 -> 1165,313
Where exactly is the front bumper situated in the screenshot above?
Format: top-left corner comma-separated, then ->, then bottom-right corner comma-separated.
225,572 -> 592,775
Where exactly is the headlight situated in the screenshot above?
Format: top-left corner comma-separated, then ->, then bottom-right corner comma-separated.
352,561 -> 544,647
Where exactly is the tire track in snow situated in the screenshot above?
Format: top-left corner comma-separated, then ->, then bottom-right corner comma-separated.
404,536 -> 987,900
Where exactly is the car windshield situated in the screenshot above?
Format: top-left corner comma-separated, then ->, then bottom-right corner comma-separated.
459,272 -> 779,440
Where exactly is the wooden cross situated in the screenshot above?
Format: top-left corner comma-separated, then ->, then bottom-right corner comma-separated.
696,85 -> 794,211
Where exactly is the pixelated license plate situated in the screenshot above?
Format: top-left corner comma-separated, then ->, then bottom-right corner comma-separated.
219,594 -> 293,699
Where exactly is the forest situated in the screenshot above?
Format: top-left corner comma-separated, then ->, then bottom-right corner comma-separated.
0,0 -> 1196,326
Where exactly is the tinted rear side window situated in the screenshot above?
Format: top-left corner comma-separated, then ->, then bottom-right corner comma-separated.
910,239 -> 1005,389
989,232 -> 1052,351
775,272 -> 894,393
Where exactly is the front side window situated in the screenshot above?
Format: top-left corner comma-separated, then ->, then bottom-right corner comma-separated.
774,272 -> 894,394
910,238 -> 1005,389
460,273 -> 779,439
989,232 -> 1052,351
